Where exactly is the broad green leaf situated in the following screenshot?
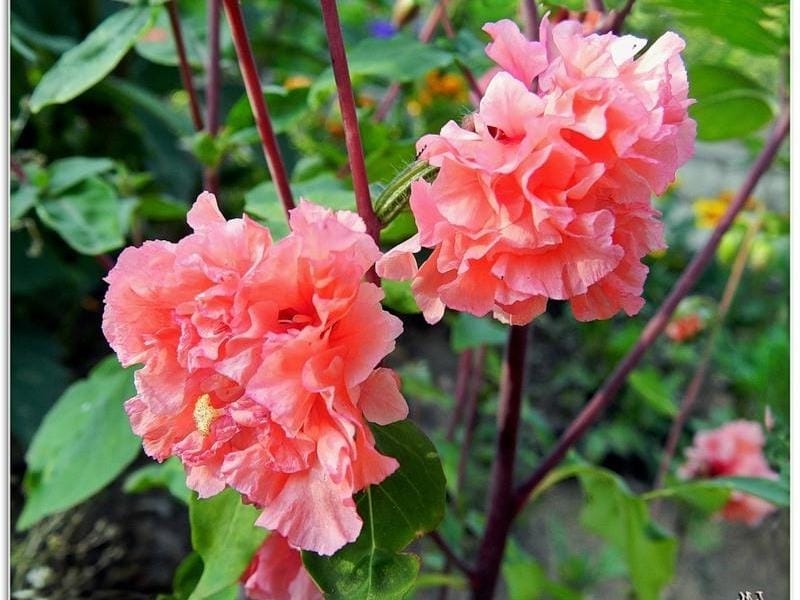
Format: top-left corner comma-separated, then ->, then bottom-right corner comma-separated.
17,356 -> 140,530
627,368 -> 678,418
47,156 -> 115,195
124,457 -> 191,504
309,35 -> 454,106
158,552 -> 238,600
688,64 -> 765,100
379,211 -> 417,246
381,280 -> 420,315
244,175 -> 355,240
30,7 -> 156,113
188,488 -> 267,600
644,476 -> 789,510
503,541 -> 582,600
227,86 -> 310,134
35,177 -> 127,255
578,470 -> 676,600
134,7 -> 204,67
450,313 -> 508,353
10,185 -> 39,223
692,91 -> 774,141
303,421 -> 446,600
136,194 -> 189,221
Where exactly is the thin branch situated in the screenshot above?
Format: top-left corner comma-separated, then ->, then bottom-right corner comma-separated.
654,211 -> 764,489
473,325 -> 530,599
596,0 -> 636,34
512,109 -> 789,516
319,0 -> 381,254
447,349 -> 475,441
429,531 -> 475,580
222,0 -> 295,219
523,0 -> 540,42
457,346 -> 486,494
588,0 -> 606,12
166,0 -> 204,131
203,0 -> 222,195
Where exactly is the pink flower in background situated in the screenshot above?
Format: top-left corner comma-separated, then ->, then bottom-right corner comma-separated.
103,193 -> 407,555
378,17 -> 694,324
679,420 -> 779,526
242,534 -> 322,600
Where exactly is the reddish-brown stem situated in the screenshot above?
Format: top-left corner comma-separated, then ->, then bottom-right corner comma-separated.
447,349 -> 475,441
654,212 -> 763,489
512,110 -> 789,516
523,0 -> 540,41
472,325 -> 530,599
222,0 -> 295,219
457,346 -> 486,493
203,0 -> 222,195
588,0 -> 606,12
596,0 -> 636,34
166,0 -> 204,131
429,531 -> 475,580
319,0 -> 381,271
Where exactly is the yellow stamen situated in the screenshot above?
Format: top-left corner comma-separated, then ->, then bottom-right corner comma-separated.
193,394 -> 217,436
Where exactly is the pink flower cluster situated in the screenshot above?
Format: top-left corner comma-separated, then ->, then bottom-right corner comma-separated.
679,420 -> 779,526
242,534 -> 322,600
378,18 -> 695,324
103,194 -> 407,555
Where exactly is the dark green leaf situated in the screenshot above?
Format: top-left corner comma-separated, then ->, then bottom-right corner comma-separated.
134,6 -> 204,67
303,421 -> 446,600
692,90 -> 774,141
309,35 -> 454,106
124,457 -> 191,504
136,194 -> 189,221
11,185 -> 39,223
450,313 -> 508,353
627,368 -> 678,418
47,156 -> 115,195
30,7 -> 156,112
503,541 -> 582,600
35,177 -> 128,255
188,488 -> 267,600
17,356 -> 140,530
688,64 -> 764,100
227,86 -> 310,134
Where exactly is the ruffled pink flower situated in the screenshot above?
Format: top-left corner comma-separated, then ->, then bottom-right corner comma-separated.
679,420 -> 779,526
242,534 -> 322,600
103,193 -> 407,555
378,18 -> 694,324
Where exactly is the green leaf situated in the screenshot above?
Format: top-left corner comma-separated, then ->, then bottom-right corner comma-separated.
578,470 -> 676,600
503,541 -> 582,600
688,64 -> 765,100
158,553 -> 239,600
645,476 -> 789,510
450,313 -> 508,353
381,280 -> 420,315
134,6 -> 204,67
187,488 -> 267,600
47,156 -> 115,195
627,368 -> 678,418
17,356 -> 140,530
244,175 -> 355,240
303,421 -> 446,600
309,35 -> 454,107
227,86 -> 310,134
136,194 -> 189,221
11,185 -> 40,223
691,91 -> 774,142
30,6 -> 156,113
124,457 -> 191,504
35,177 -> 128,255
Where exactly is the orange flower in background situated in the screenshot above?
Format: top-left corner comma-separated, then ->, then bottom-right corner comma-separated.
679,420 -> 779,526
103,194 -> 407,555
665,312 -> 704,342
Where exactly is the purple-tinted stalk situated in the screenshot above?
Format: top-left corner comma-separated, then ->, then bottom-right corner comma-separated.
472,325 -> 530,599
319,0 -> 381,262
522,0 -> 540,41
203,0 -> 222,195
166,0 -> 204,131
588,0 -> 606,12
447,349 -> 475,441
654,211 -> 764,489
222,0 -> 295,219
457,346 -> 486,493
597,0 -> 636,34
513,110 -> 789,516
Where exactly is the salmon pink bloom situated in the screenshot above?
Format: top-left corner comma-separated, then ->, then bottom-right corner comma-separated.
679,420 -> 779,526
103,193 -> 407,555
378,18 -> 694,324
242,534 -> 322,600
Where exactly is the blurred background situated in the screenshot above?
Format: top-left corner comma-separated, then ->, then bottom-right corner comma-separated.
10,0 -> 788,598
